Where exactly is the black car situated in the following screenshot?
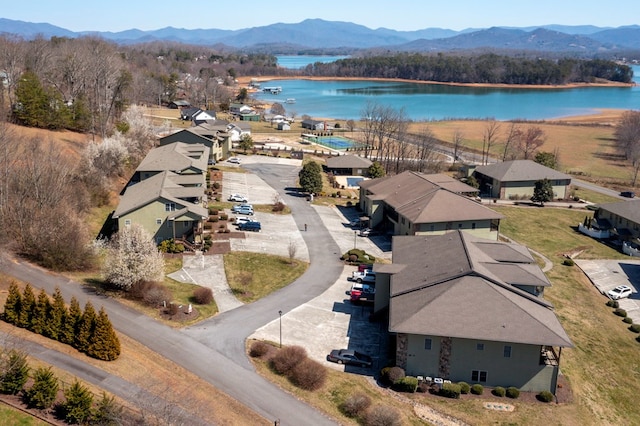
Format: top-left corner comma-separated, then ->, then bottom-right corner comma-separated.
621,191 -> 636,198
326,349 -> 373,367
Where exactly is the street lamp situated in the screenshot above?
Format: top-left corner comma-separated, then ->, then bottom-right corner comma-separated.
354,231 -> 357,250
278,310 -> 283,348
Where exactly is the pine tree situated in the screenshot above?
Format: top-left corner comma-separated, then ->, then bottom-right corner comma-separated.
298,161 -> 323,194
531,178 -> 554,206
47,287 -> 67,341
75,301 -> 96,353
60,296 -> 82,346
31,289 -> 51,335
24,367 -> 59,409
18,284 -> 36,330
87,307 -> 121,361
2,281 -> 22,325
13,71 -> 50,128
93,392 -> 123,425
61,380 -> 93,424
0,349 -> 30,395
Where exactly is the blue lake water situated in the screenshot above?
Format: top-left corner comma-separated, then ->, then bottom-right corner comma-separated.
258,62 -> 640,121
277,55 -> 350,69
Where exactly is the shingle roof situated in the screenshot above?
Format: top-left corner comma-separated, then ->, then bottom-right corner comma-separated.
387,231 -> 572,347
474,160 -> 571,182
326,155 -> 373,169
136,142 -> 208,173
597,200 -> 640,224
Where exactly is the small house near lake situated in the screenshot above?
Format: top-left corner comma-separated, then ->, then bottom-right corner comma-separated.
325,154 -> 372,176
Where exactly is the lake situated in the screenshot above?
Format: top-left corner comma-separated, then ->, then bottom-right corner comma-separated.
259,61 -> 640,121
276,55 -> 350,69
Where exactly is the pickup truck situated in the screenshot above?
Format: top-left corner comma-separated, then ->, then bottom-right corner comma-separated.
350,270 -> 376,284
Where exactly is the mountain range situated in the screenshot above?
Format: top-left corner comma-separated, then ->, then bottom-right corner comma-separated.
1,18 -> 639,54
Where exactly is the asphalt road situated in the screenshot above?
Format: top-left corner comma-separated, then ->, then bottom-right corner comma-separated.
0,163 -> 341,425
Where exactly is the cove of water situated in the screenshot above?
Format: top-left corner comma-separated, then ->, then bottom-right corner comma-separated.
258,62 -> 640,121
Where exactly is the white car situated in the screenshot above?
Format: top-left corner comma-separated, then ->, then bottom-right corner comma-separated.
234,216 -> 254,226
228,194 -> 248,202
607,285 -> 633,300
227,157 -> 241,164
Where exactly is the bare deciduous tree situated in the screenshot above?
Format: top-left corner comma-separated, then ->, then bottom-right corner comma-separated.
615,110 -> 640,185
518,125 -> 546,160
502,123 -> 521,161
452,129 -> 465,162
482,120 -> 501,164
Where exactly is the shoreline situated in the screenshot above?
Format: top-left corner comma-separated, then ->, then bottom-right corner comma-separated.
238,75 -> 635,90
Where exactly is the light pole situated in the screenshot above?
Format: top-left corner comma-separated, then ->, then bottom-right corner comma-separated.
278,310 -> 283,348
354,231 -> 357,250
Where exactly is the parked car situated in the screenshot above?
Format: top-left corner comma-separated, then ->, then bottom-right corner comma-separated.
207,158 -> 216,166
358,228 -> 375,237
607,285 -> 633,300
327,349 -> 373,367
350,270 -> 376,284
232,204 -> 254,214
228,193 -> 248,202
227,157 -> 241,164
358,264 -> 373,273
234,216 -> 254,226
620,191 -> 636,198
234,207 -> 254,216
239,221 -> 261,232
350,289 -> 374,304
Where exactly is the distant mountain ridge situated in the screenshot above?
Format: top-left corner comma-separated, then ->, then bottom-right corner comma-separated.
1,17 -> 639,53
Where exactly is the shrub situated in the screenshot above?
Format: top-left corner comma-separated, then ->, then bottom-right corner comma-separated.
458,381 -> 470,394
382,366 -> 405,386
562,258 -> 575,266
0,350 -> 30,395
193,287 -> 214,305
340,393 -> 371,418
289,358 -> 327,391
471,384 -> 484,395
614,308 -> 628,317
273,201 -> 286,212
220,214 -> 228,221
167,303 -> 179,315
364,405 -> 401,426
492,386 -> 506,397
438,383 -> 461,399
130,281 -> 172,307
212,182 -> 220,189
537,390 -> 554,403
24,367 -> 58,409
623,317 -> 634,324
270,346 -> 307,375
606,300 -> 619,308
60,380 -> 93,424
417,382 -> 430,393
392,376 -> 418,393
636,335 -> 640,343
506,387 -> 520,399
249,341 -> 272,358
208,208 -> 218,215
629,324 -> 640,333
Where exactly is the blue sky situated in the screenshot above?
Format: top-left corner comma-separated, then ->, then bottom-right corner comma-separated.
2,0 -> 639,32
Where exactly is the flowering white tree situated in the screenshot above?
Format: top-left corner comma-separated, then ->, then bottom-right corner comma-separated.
103,225 -> 164,291
84,134 -> 129,179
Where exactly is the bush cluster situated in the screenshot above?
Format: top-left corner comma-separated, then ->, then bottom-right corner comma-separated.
562,258 -> 575,266
363,405 -> 401,426
614,308 -> 628,317
268,345 -> 327,392
606,300 -> 620,308
438,383 -> 461,399
506,387 -> 520,399
381,366 -> 405,386
492,386 -> 506,397
193,287 -> 214,305
130,280 -> 172,307
537,390 -> 554,403
341,249 -> 376,264
2,283 -> 120,361
157,239 -> 185,253
624,317 -> 634,324
393,376 -> 418,393
629,324 -> 640,333
471,384 -> 484,395
249,341 -> 273,358
340,393 -> 372,418
273,201 -> 286,212
458,381 -> 470,394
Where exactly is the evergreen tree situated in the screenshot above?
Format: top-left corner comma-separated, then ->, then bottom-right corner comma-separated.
298,161 -> 323,194
13,71 -> 50,128
367,161 -> 386,178
531,179 -> 554,206
75,301 -> 97,353
31,289 -> 51,335
18,284 -> 36,330
92,392 -> 123,425
87,307 -> 121,361
61,380 -> 93,424
0,349 -> 30,395
24,367 -> 59,409
47,287 -> 67,341
534,151 -> 558,169
2,281 -> 22,325
60,296 -> 82,346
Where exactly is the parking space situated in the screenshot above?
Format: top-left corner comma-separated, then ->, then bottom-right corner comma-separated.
250,266 -> 387,372
223,171 -> 278,205
575,259 -> 640,323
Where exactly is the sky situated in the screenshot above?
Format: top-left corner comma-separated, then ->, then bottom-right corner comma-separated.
2,0 -> 639,33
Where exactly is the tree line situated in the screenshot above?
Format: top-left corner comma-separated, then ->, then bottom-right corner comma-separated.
303,53 -> 633,85
2,282 -> 121,361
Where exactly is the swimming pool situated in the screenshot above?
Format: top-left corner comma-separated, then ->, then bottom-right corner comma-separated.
308,135 -> 360,150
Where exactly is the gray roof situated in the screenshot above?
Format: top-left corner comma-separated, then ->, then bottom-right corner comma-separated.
387,231 -> 572,347
597,200 -> 640,225
136,142 -> 208,174
113,171 -> 208,219
326,155 -> 373,169
474,160 -> 571,182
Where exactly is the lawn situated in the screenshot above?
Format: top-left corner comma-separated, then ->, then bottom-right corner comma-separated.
0,403 -> 49,426
224,252 -> 308,303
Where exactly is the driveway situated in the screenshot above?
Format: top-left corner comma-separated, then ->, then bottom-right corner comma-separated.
575,259 -> 640,323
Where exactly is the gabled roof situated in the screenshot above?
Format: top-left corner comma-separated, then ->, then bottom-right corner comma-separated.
326,155 -> 373,169
136,142 -> 208,174
113,171 -> 208,219
387,231 -> 572,347
597,200 -> 640,225
474,160 -> 571,182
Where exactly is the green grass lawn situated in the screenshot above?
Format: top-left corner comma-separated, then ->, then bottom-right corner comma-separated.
570,185 -> 621,205
0,403 -> 49,425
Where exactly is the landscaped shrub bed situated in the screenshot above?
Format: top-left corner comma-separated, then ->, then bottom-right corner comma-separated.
340,393 -> 372,418
506,387 -> 520,399
470,384 -> 484,395
438,383 -> 461,399
458,381 -> 470,394
492,386 -> 506,397
537,390 -> 554,402
392,376 -> 418,393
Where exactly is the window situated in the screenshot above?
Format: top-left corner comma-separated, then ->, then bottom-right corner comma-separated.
124,219 -> 131,227
424,338 -> 432,350
458,223 -> 463,228
471,370 -> 488,382
183,221 -> 190,228
165,202 -> 176,212
156,218 -> 162,225
429,225 -> 435,231
471,222 -> 476,230
503,345 -> 512,358
476,343 -> 484,351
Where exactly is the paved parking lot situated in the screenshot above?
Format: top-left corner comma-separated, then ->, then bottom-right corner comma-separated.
575,259 -> 640,323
